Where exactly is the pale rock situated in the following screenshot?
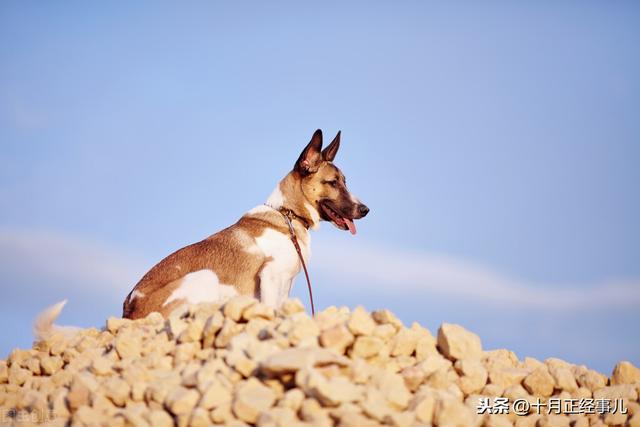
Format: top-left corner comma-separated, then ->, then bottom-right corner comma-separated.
604,410 -> 628,426
455,358 -> 488,395
433,398 -> 475,427
484,414 -> 513,427
593,383 -> 638,400
215,318 -> 243,348
287,312 -> 320,346
232,378 -> 277,423
261,347 -> 349,376
189,407 -> 211,427
257,407 -> 299,427
437,323 -> 483,361
522,368 -> 555,397
401,365 -> 425,391
521,356 -> 545,371
0,360 -> 7,383
242,303 -> 275,321
503,384 -> 530,400
372,323 -> 397,342
391,328 -> 419,357
103,376 -> 131,406
360,387 -> 390,420
202,311 -> 224,348
484,349 -> 519,368
40,355 -> 64,375
488,366 -> 530,388
67,376 -> 91,410
280,298 -> 305,315
347,306 -> 376,336
536,414 -> 571,427
147,409 -> 175,427
418,353 -> 453,376
480,383 -> 508,397
371,309 -> 404,330
409,392 -> 435,424
90,356 -> 114,376
107,316 -> 131,334
199,378 -> 232,409
210,402 -> 234,424
611,360 -> 640,385
277,388 -> 305,411
350,336 -> 384,359
224,295 -> 257,322
114,332 -> 142,359
8,364 -> 30,386
320,324 -> 354,354
173,342 -> 200,364
299,369 -> 362,406
573,366 -> 607,391
165,386 -> 200,415
549,367 -> 577,392
178,318 -> 205,343
372,370 -> 412,410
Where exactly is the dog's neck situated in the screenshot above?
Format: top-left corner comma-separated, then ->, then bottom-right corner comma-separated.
266,172 -> 320,230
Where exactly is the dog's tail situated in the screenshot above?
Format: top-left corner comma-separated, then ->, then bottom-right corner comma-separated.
33,300 -> 80,342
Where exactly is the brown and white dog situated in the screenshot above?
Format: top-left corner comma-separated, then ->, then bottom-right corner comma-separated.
122,129 -> 369,319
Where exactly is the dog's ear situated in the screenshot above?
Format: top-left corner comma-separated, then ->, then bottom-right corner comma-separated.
322,131 -> 341,162
295,129 -> 323,175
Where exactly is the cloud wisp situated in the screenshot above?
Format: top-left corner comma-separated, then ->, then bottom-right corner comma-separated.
0,227 -> 147,297
312,238 -> 640,311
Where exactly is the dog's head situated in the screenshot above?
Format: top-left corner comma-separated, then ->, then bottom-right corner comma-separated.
294,129 -> 369,234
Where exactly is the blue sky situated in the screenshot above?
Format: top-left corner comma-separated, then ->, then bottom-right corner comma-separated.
1,1 -> 639,373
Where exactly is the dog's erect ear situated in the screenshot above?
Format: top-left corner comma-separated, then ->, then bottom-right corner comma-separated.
295,129 -> 323,175
322,131 -> 341,162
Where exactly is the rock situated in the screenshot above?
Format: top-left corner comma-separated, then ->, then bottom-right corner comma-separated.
611,360 -> 640,385
90,356 -> 114,376
320,324 -> 354,354
455,358 -> 488,395
165,386 -> 201,415
114,332 -> 141,359
260,348 -> 349,376
593,384 -> 638,400
224,296 -> 257,322
280,298 -> 305,315
488,365 -> 530,388
350,336 -> 384,359
103,377 -> 131,407
437,323 -> 483,361
391,328 -> 419,357
372,309 -> 404,330
40,355 -> 64,375
232,378 -> 277,423
347,306 -> 376,336
302,369 -> 362,406
433,398 -> 475,427
549,366 -> 577,392
522,368 -> 555,397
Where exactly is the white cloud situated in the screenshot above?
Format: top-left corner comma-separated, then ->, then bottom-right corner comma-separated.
0,227 -> 147,296
312,238 -> 640,310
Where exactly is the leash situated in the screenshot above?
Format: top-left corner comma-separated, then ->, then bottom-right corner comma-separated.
265,204 -> 315,316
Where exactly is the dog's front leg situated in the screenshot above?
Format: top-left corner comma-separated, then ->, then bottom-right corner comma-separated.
258,267 -> 293,309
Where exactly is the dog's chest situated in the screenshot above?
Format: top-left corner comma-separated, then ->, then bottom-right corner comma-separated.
255,227 -> 310,276
253,226 -> 310,305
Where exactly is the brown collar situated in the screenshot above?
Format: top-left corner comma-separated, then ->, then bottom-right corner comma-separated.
276,207 -> 312,230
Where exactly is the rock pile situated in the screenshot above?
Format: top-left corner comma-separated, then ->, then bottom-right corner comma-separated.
1,296 -> 639,426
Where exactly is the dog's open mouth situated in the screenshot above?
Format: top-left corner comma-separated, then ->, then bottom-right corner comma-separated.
320,201 -> 357,235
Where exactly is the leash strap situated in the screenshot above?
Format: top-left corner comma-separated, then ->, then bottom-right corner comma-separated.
282,212 -> 315,317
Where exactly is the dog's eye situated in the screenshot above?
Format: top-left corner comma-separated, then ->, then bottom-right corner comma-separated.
324,180 -> 338,187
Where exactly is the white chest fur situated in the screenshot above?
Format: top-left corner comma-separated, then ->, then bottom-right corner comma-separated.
254,226 -> 310,308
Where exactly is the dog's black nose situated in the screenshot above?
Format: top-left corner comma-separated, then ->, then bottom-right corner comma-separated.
358,204 -> 370,217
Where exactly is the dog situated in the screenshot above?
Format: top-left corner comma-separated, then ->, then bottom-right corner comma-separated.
122,129 -> 369,319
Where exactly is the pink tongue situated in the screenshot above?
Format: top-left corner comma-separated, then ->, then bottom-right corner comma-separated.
343,218 -> 357,235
